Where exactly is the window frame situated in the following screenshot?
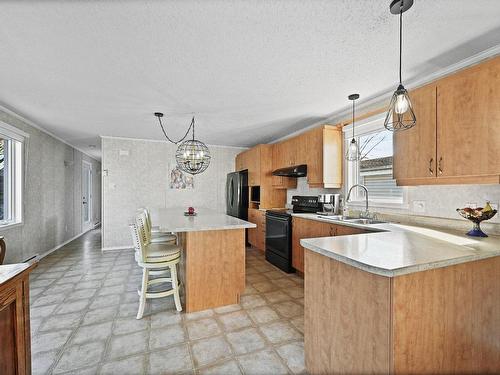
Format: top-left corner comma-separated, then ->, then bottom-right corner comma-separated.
0,121 -> 27,228
342,113 -> 408,209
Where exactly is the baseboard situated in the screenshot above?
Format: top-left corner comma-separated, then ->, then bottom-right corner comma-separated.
29,225 -> 97,262
101,245 -> 134,252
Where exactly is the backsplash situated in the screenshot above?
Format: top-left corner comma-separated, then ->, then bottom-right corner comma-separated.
287,178 -> 500,235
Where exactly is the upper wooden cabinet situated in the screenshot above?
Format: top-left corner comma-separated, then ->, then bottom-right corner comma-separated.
306,125 -> 343,188
393,83 -> 437,182
394,56 -> 500,185
436,57 -> 500,181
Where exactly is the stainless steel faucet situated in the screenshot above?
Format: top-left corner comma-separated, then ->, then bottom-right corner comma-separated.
346,184 -> 369,218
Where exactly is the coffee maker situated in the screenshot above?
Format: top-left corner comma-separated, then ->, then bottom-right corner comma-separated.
317,194 -> 341,215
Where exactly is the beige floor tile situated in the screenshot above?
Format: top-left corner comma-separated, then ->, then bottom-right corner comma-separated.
240,294 -> 267,309
237,349 -> 289,375
148,343 -> 193,374
198,359 -> 242,375
106,330 -> 149,360
262,290 -> 291,304
246,306 -> 280,325
218,310 -> 253,332
226,327 -> 267,355
273,300 -> 304,319
71,321 -> 113,345
259,321 -> 303,344
100,354 -> 146,375
276,341 -> 306,374
149,323 -> 186,349
190,336 -> 233,367
54,341 -> 106,373
186,318 -> 221,340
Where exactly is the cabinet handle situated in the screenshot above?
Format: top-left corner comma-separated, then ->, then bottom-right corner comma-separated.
428,158 -> 434,175
438,157 -> 443,175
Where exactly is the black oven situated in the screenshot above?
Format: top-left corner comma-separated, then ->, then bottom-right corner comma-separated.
265,210 -> 293,273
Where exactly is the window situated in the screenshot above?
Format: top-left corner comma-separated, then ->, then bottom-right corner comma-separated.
0,121 -> 25,227
343,114 -> 406,206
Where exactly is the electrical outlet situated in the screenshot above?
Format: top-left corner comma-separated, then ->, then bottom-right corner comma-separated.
413,200 -> 426,213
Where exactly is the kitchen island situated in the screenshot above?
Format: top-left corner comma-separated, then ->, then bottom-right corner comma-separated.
154,208 -> 256,312
300,221 -> 500,374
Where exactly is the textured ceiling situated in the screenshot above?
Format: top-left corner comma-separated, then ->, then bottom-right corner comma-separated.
0,0 -> 499,159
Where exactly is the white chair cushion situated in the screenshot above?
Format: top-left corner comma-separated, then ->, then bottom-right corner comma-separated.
150,234 -> 177,244
136,243 -> 181,264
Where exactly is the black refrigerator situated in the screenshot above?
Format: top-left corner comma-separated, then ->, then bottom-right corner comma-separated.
226,171 -> 248,220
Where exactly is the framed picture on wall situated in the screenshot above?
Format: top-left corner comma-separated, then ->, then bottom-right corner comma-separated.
169,164 -> 194,189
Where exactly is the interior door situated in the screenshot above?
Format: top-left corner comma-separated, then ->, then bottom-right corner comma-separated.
436,57 -> 500,178
393,83 -> 437,181
82,161 -> 93,232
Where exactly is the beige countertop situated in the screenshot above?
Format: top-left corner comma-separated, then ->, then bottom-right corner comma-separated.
297,213 -> 500,277
154,208 -> 256,233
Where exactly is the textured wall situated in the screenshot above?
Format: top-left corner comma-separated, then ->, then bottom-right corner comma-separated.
0,110 -> 101,263
101,137 -> 245,250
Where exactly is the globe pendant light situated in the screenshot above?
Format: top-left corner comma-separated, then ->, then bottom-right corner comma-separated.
384,0 -> 416,131
346,94 -> 360,161
154,113 -> 211,175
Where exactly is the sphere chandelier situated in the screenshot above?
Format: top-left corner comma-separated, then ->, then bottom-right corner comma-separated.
154,113 -> 211,175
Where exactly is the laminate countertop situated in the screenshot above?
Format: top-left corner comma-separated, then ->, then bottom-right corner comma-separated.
154,208 -> 256,233
297,213 -> 500,277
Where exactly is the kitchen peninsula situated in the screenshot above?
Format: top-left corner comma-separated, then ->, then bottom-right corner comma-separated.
153,208 -> 256,312
301,222 -> 500,374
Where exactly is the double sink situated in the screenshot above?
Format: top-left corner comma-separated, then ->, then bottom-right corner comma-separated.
317,215 -> 387,225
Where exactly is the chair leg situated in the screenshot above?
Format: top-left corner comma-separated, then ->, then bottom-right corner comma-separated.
137,268 -> 149,319
170,264 -> 182,312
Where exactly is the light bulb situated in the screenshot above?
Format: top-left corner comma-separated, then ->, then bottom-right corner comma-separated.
394,93 -> 409,114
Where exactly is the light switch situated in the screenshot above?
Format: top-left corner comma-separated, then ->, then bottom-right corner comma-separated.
119,149 -> 129,156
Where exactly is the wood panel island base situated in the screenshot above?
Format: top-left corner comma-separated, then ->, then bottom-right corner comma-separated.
155,208 -> 256,313
304,249 -> 500,374
179,228 -> 246,312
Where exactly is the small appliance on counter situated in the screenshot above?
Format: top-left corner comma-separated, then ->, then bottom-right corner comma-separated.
317,194 -> 341,216
265,196 -> 321,273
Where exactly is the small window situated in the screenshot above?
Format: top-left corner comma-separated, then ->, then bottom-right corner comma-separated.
343,114 -> 406,206
0,122 -> 25,227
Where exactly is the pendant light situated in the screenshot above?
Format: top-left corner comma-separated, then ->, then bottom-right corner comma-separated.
346,94 -> 360,161
384,0 -> 416,131
154,112 -> 211,175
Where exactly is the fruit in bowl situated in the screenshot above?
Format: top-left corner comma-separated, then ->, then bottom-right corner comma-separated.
456,202 -> 497,237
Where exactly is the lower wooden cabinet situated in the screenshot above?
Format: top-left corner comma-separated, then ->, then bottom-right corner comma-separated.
292,217 -> 366,272
248,209 -> 266,251
0,263 -> 35,375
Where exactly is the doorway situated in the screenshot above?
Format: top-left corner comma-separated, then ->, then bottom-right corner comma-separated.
82,160 -> 93,232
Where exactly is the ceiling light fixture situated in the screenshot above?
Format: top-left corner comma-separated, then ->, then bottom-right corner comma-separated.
346,94 -> 360,161
384,0 -> 416,131
154,112 -> 211,175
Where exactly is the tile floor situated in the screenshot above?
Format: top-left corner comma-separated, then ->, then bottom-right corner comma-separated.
30,229 -> 306,374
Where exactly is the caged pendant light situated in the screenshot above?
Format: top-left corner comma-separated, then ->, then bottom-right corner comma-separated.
346,94 -> 361,161
154,112 -> 211,175
384,0 -> 416,131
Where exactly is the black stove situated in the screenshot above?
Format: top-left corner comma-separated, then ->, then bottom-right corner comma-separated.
265,196 -> 320,272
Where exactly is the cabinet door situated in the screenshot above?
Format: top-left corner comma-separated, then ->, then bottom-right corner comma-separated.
248,147 -> 261,186
272,143 -> 297,189
393,83 -> 437,182
247,209 -> 259,247
334,225 -> 366,236
437,57 -> 500,178
306,128 -> 323,185
292,218 -> 333,273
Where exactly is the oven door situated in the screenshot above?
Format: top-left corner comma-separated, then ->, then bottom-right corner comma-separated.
265,213 -> 291,259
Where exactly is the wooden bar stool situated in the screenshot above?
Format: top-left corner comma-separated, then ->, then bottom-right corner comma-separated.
130,212 -> 182,319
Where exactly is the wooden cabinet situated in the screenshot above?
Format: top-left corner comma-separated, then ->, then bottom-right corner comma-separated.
305,252 -> 500,374
271,142 -> 297,189
436,57 -> 500,180
393,83 -> 437,182
235,150 -> 249,172
394,56 -> 500,185
305,125 -> 343,188
248,209 -> 266,251
292,217 -> 366,272
0,263 -> 35,375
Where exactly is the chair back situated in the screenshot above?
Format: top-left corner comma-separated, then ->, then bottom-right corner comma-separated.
138,207 -> 154,243
130,212 -> 150,263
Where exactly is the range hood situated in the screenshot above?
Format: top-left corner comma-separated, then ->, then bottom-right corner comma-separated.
272,164 -> 307,178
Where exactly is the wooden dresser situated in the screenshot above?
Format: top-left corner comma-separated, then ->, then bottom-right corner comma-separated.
1,262 -> 37,375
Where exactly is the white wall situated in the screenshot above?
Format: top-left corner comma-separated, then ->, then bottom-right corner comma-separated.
0,109 -> 101,263
101,137 -> 245,250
